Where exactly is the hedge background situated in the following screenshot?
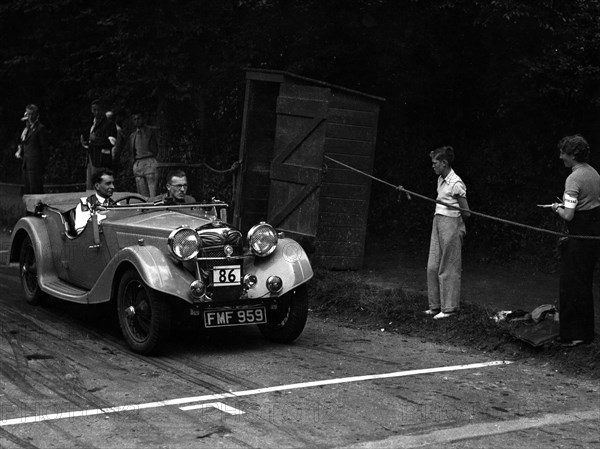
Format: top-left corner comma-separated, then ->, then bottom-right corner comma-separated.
2,0 -> 600,261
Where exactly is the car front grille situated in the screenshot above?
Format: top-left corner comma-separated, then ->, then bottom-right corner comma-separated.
196,227 -> 244,272
198,246 -> 244,270
197,243 -> 245,304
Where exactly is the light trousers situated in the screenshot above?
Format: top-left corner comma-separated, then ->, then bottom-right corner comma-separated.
427,214 -> 465,313
133,157 -> 158,198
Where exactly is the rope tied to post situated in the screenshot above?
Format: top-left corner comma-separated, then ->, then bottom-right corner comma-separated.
324,155 -> 600,240
202,160 -> 241,174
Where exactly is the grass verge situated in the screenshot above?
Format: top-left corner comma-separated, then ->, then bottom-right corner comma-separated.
307,269 -> 599,379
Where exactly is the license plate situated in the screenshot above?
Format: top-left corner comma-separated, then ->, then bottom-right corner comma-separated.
212,265 -> 241,286
204,307 -> 267,328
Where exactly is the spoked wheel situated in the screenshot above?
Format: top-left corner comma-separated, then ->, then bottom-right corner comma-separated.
258,284 -> 308,343
117,269 -> 171,354
19,235 -> 46,305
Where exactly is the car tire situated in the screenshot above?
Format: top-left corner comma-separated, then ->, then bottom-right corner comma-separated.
117,269 -> 171,355
258,284 -> 308,343
19,235 -> 46,305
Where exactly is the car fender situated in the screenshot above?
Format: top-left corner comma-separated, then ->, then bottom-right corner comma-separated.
87,245 -> 195,304
9,216 -> 61,290
244,237 -> 313,299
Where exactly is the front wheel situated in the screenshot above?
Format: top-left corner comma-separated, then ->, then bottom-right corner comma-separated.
117,269 -> 171,354
258,285 -> 308,343
19,235 -> 46,305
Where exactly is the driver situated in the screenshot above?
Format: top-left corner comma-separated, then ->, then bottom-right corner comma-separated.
150,169 -> 196,205
72,168 -> 115,234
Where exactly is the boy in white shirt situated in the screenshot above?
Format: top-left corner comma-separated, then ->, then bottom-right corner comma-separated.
425,146 -> 470,319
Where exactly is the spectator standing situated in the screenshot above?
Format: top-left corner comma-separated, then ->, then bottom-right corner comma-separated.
425,146 -> 470,320
123,111 -> 159,198
550,134 -> 599,347
14,104 -> 49,194
106,110 -> 122,164
80,99 -> 118,190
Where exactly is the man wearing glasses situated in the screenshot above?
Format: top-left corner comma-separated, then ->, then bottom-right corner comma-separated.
151,169 -> 196,204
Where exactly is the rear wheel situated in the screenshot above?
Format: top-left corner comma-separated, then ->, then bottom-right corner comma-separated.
19,235 -> 46,305
117,269 -> 171,354
258,285 -> 308,343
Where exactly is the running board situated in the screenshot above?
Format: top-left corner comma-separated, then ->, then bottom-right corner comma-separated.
41,277 -> 89,303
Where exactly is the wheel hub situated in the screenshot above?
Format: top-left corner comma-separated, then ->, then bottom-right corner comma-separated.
125,305 -> 136,317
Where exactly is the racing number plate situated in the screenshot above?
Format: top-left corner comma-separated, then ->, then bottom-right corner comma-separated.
212,265 -> 241,286
204,307 -> 267,328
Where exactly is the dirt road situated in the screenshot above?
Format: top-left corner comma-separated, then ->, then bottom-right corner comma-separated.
0,265 -> 598,448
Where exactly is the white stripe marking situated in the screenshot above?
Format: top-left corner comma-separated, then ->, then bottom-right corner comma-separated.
0,360 -> 511,427
180,402 -> 245,415
345,409 -> 600,448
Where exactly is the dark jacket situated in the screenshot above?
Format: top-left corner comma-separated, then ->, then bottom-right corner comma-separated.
85,193 -> 116,210
150,193 -> 196,204
88,117 -> 118,167
21,121 -> 49,171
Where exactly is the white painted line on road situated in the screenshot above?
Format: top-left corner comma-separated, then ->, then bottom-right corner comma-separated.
343,408 -> 600,448
180,402 -> 245,415
0,360 -> 512,427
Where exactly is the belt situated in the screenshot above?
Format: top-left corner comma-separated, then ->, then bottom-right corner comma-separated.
134,156 -> 155,162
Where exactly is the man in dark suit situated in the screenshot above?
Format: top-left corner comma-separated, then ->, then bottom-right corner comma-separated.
80,99 -> 118,190
14,104 -> 49,194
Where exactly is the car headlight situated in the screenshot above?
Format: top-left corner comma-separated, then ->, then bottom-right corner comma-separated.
247,222 -> 278,257
168,226 -> 201,260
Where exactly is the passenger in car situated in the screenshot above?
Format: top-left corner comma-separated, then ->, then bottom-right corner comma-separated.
71,168 -> 116,235
150,169 -> 196,205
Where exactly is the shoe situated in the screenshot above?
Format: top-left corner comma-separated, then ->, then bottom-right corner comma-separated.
424,309 -> 440,315
433,312 -> 457,320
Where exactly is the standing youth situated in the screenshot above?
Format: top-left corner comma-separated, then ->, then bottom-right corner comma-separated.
425,146 -> 470,319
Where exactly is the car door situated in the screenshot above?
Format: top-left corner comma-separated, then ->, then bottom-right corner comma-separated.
60,213 -> 109,290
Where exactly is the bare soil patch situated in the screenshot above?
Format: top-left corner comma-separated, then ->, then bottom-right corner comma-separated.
308,236 -> 600,379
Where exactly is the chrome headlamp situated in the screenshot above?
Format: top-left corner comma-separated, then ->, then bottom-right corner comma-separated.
247,222 -> 278,257
168,226 -> 201,261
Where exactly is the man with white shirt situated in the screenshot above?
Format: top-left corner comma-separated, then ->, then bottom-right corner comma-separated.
72,168 -> 116,235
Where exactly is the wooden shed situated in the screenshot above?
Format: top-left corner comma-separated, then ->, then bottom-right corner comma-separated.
233,68 -> 385,269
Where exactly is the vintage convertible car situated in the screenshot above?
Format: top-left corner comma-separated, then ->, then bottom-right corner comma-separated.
9,192 -> 313,354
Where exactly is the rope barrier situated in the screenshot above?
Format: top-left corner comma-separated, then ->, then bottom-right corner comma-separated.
202,160 -> 241,174
324,155 -> 600,240
156,160 -> 240,173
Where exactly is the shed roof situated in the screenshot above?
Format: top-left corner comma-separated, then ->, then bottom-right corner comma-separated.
245,68 -> 386,103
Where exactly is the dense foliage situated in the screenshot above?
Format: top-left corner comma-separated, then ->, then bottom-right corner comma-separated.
1,0 -> 600,258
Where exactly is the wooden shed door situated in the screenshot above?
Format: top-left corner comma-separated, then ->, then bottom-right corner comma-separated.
268,85 -> 329,239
